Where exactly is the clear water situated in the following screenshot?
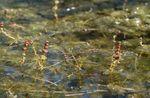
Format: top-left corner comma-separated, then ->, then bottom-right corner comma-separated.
0,0 -> 149,98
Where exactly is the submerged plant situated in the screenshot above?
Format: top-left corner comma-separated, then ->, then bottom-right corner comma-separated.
52,0 -> 60,20
0,24 -> 16,41
0,0 -> 149,98
109,31 -> 123,73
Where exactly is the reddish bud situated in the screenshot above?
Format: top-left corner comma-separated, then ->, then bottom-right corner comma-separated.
113,55 -> 119,60
24,43 -> 29,47
44,41 -> 49,46
22,47 -> 27,51
45,43 -> 49,46
24,40 -> 32,47
44,45 -> 49,49
0,22 -> 4,28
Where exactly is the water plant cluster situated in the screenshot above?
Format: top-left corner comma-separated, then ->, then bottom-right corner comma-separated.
0,0 -> 150,98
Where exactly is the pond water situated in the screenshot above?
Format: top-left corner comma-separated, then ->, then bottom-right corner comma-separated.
0,0 -> 150,98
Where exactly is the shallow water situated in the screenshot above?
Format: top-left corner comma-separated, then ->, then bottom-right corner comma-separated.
0,0 -> 150,98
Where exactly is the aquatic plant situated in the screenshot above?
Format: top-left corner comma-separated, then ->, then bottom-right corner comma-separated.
0,0 -> 149,98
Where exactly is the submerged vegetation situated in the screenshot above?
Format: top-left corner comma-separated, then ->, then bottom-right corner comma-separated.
0,0 -> 150,98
